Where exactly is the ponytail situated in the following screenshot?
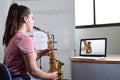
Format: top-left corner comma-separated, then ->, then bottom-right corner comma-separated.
3,3 -> 31,46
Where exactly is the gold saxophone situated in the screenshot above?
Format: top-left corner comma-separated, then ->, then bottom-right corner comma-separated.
33,27 -> 64,80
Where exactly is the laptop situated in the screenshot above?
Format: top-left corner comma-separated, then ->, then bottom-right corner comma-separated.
78,38 -> 107,59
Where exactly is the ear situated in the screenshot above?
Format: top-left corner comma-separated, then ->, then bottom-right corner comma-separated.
23,16 -> 28,23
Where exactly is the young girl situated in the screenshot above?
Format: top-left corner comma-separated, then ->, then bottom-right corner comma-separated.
3,3 -> 58,80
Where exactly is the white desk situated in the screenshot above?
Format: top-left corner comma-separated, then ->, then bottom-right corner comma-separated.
71,54 -> 120,80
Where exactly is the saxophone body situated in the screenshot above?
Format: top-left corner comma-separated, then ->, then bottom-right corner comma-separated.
33,27 -> 64,80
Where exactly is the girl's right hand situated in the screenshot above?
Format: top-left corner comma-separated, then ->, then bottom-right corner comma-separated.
49,72 -> 58,80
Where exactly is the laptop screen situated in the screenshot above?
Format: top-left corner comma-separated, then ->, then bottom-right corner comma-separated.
80,38 -> 107,57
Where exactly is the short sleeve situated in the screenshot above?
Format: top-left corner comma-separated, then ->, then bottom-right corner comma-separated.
18,35 -> 35,55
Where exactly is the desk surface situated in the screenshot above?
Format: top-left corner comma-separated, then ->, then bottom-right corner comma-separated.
71,54 -> 120,64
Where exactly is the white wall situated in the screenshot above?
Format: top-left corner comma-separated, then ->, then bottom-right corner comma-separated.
0,0 -> 12,63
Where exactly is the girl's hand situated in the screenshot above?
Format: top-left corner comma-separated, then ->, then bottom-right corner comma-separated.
40,48 -> 49,56
48,72 -> 58,80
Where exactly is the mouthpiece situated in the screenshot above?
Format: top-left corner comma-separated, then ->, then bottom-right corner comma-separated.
33,26 -> 49,34
33,26 -> 41,31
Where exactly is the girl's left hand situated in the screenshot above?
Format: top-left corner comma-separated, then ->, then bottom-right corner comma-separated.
40,48 -> 49,56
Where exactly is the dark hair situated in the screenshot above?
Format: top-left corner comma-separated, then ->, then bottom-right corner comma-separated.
3,3 -> 31,46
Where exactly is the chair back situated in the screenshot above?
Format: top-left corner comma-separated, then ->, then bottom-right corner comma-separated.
0,63 -> 12,80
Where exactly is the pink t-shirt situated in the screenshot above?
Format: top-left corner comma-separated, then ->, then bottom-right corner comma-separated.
3,32 -> 35,75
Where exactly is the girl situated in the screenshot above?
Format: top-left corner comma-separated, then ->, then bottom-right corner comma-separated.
3,3 -> 58,80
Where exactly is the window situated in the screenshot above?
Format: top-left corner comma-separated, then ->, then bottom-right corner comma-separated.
96,0 -> 120,24
75,0 -> 120,27
75,0 -> 93,26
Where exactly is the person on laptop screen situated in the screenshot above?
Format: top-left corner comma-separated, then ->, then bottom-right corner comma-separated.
81,40 -> 92,54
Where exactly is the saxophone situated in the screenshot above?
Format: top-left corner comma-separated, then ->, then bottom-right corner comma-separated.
33,27 -> 64,80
